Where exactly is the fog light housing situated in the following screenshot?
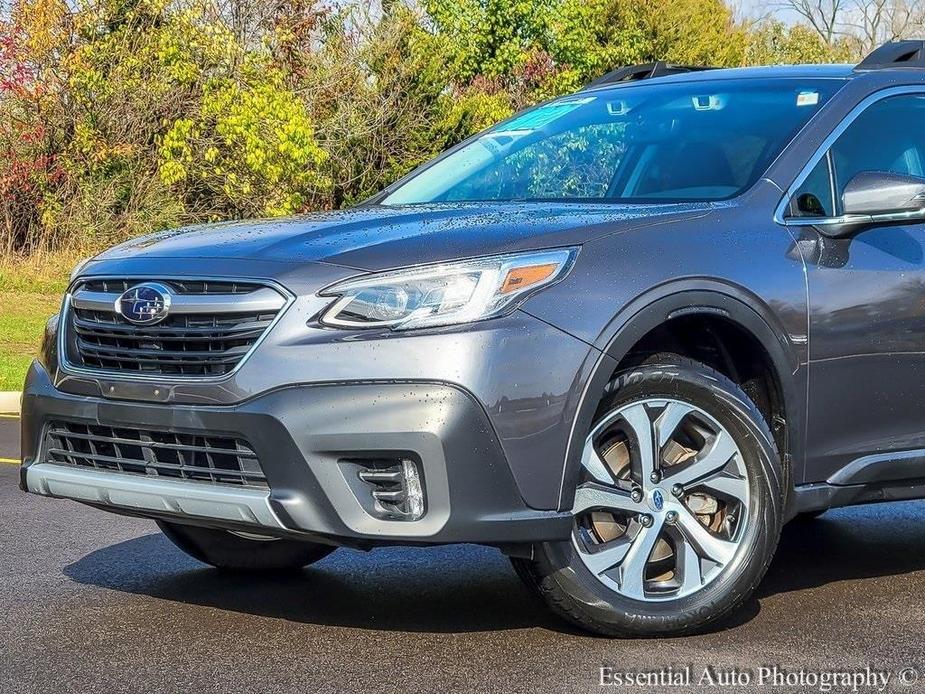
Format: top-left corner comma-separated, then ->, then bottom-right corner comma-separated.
352,457 -> 426,521
400,459 -> 425,519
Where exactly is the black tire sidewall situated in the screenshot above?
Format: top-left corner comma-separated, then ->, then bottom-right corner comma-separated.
537,358 -> 784,636
158,520 -> 336,572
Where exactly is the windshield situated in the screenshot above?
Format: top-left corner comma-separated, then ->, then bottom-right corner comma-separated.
382,78 -> 843,206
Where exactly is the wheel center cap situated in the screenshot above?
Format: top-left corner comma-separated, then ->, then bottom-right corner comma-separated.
648,488 -> 667,513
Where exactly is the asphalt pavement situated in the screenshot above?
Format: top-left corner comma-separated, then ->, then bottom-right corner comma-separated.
0,415 -> 17,464
3,416 -> 925,694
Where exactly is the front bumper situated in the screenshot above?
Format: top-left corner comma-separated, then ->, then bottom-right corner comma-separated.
25,463 -> 285,529
21,362 -> 573,547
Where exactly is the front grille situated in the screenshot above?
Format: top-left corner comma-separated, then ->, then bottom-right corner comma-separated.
80,279 -> 260,295
44,421 -> 268,488
65,278 -> 287,377
72,309 -> 277,376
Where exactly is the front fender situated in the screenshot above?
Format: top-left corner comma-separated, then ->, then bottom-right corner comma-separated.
551,284 -> 806,510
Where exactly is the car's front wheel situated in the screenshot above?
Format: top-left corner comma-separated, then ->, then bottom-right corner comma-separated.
514,356 -> 784,637
158,521 -> 336,572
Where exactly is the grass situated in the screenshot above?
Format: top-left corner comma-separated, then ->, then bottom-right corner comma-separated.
0,251 -> 76,294
0,254 -> 71,391
0,293 -> 62,390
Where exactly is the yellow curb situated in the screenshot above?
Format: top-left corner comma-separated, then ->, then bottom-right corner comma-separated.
0,413 -> 19,419
0,457 -> 20,465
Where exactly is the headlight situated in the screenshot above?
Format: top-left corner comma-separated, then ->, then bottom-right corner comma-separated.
318,248 -> 578,330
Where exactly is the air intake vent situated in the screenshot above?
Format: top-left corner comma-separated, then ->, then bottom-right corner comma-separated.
43,420 -> 267,488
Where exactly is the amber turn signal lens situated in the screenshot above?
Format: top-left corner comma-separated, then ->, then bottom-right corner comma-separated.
499,263 -> 559,294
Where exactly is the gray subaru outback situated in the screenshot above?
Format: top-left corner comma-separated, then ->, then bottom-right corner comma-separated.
21,41 -> 925,636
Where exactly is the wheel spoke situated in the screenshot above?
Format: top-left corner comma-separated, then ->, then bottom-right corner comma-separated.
580,440 -> 614,484
619,517 -> 665,599
573,483 -> 646,515
581,537 -> 633,576
699,473 -> 749,504
675,505 -> 737,566
666,429 -> 738,488
620,403 -> 656,485
654,401 -> 693,449
676,534 -> 705,593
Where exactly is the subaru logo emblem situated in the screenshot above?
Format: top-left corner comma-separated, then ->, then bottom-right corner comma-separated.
115,283 -> 171,325
652,489 -> 665,512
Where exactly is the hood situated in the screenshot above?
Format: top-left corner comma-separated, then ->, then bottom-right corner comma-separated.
93,202 -> 715,272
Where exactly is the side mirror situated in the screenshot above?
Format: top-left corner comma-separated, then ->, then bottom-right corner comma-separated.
842,171 -> 925,216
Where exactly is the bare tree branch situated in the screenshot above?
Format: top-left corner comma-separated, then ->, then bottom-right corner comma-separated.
776,0 -> 925,50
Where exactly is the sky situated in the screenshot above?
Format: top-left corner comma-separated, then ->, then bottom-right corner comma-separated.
735,0 -> 801,22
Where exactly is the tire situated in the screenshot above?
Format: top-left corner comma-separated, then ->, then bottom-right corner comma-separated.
158,520 -> 336,572
514,355 -> 784,637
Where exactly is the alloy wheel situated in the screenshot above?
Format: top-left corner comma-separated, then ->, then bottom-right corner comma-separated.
572,398 -> 749,601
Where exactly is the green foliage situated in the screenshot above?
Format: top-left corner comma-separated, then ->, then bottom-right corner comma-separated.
426,0 -> 746,93
434,86 -> 515,149
160,67 -> 330,217
642,0 -> 746,67
544,0 -> 645,90
27,0 -> 238,251
746,21 -> 857,65
305,5 -> 453,206
423,0 -> 550,81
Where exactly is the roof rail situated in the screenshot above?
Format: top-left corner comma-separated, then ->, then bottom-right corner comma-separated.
583,61 -> 717,90
856,40 -> 925,70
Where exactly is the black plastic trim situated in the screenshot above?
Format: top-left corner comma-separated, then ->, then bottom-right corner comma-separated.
828,449 -> 925,486
856,40 -> 925,71
584,62 -> 716,90
558,285 -> 801,509
790,479 -> 925,519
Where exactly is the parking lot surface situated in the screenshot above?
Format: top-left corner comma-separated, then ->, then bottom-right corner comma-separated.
2,417 -> 924,693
